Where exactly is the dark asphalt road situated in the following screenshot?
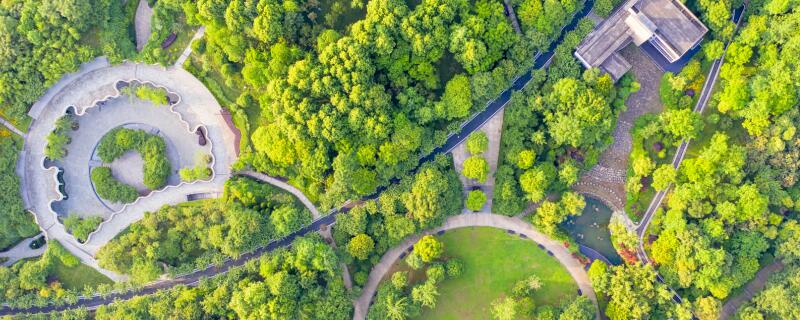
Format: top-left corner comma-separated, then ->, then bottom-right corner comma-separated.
0,1 -> 596,316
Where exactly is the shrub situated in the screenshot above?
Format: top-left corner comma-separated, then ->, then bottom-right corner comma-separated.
466,190 -> 487,211
63,215 -> 104,243
44,115 -> 75,160
462,156 -> 489,183
445,259 -> 463,278
96,128 -> 171,190
466,131 -> 489,155
179,166 -> 212,182
414,235 -> 444,262
91,167 -> 138,204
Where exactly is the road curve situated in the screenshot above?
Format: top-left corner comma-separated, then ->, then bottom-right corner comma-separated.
352,213 -> 598,320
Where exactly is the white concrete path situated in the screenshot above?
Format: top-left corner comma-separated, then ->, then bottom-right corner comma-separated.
0,116 -> 24,137
353,213 -> 598,320
0,234 -> 46,267
174,27 -> 205,68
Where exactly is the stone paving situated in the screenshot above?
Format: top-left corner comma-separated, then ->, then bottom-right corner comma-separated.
352,213 -> 598,320
20,59 -> 238,281
452,108 -> 505,213
574,44 -> 665,210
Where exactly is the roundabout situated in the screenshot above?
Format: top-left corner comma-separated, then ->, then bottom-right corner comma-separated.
19,59 -> 238,281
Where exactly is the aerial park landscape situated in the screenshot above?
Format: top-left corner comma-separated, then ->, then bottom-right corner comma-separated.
0,0 -> 798,319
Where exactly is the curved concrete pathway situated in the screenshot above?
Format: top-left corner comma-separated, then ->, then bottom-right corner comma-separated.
20,59 -> 238,281
0,234 -> 46,267
237,170 -> 321,219
353,213 -> 598,320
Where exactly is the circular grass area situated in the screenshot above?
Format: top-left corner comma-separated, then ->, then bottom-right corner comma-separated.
384,227 -> 579,319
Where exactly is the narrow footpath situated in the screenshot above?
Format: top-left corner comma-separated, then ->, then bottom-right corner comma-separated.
353,213 -> 597,320
174,27 -> 205,68
720,261 -> 784,319
237,170 -> 322,219
0,116 -> 24,137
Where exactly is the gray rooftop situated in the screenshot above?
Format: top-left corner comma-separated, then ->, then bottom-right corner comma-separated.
574,0 -> 707,80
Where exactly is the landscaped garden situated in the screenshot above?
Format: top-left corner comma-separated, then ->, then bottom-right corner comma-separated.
372,227 -> 583,319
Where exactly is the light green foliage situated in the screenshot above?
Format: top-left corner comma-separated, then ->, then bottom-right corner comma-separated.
96,128 -> 171,190
91,167 -> 139,204
63,215 -> 103,243
439,75 -> 474,119
0,240 -> 111,307
491,297 -> 518,320
651,164 -> 676,191
122,83 -> 169,105
703,40 -> 724,61
466,131 -> 489,155
391,271 -> 408,290
463,156 -> 489,183
466,189 -> 487,211
733,265 -> 800,319
45,115 -> 75,161
495,66 -> 634,215
531,192 -> 584,237
97,176 -> 311,282
347,233 -> 375,260
414,235 -> 444,263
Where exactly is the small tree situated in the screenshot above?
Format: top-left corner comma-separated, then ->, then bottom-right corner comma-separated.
347,233 -> 375,260
652,164 -> 677,191
463,156 -> 489,183
491,297 -> 518,320
414,235 -> 444,262
391,271 -> 408,290
466,131 -> 489,155
466,190 -> 487,211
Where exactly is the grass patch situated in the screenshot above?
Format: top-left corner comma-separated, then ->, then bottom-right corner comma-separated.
50,255 -> 113,291
388,227 -> 578,319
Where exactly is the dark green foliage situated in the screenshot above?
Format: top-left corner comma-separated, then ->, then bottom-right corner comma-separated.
0,0 -> 137,128
0,136 -> 38,250
90,167 -> 139,204
735,264 -> 800,319
185,0 -> 575,211
333,155 -> 463,283
97,176 -> 312,282
94,236 -> 352,319
96,128 -> 170,190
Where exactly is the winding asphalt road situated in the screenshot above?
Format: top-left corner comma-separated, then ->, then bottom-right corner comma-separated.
0,1 -> 596,315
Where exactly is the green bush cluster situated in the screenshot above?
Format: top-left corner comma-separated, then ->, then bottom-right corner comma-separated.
44,115 -> 76,161
0,136 -> 39,250
96,128 -> 171,190
63,215 -> 104,243
91,167 -> 139,204
122,84 -> 169,105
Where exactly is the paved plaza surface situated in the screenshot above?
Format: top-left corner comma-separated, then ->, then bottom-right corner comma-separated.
52,97 -> 210,217
20,59 -> 238,280
452,107 -> 505,213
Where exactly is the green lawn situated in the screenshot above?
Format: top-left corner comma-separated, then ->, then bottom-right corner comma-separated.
389,227 -> 579,320
50,257 -> 113,291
